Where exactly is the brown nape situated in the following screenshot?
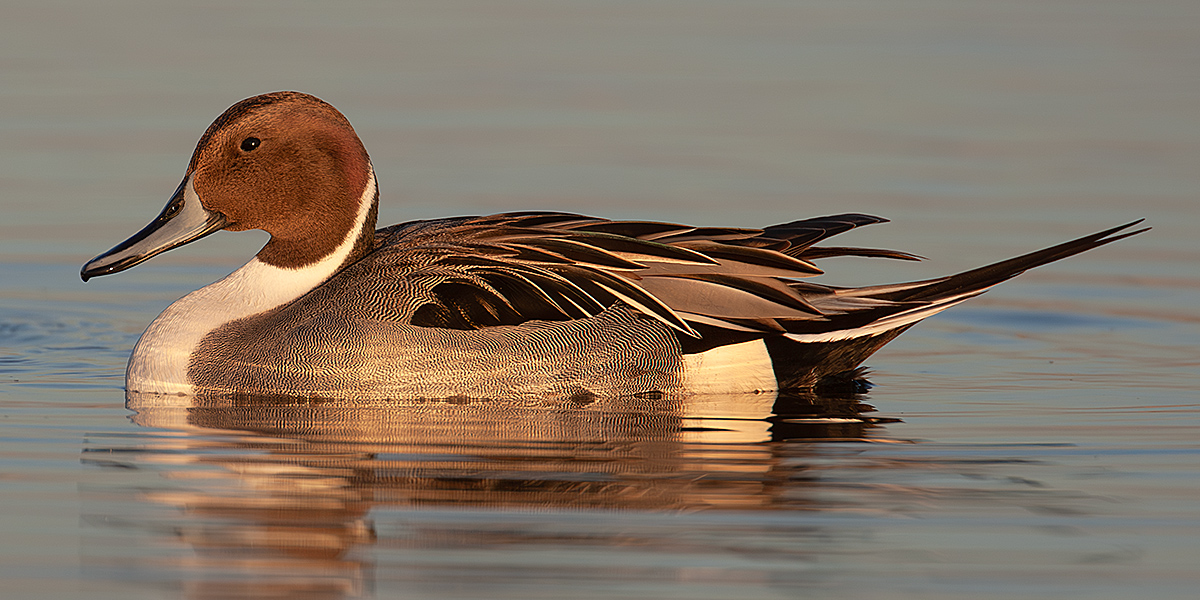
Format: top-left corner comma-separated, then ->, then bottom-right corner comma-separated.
189,92 -> 375,269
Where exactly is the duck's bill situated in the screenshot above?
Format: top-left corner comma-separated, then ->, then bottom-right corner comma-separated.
81,176 -> 227,281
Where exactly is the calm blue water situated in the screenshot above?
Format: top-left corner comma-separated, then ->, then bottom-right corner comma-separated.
2,1 -> 1199,598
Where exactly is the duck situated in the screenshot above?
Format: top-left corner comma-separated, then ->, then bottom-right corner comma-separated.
81,91 -> 1147,401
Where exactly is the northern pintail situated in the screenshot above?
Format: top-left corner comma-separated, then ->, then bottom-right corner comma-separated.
82,92 -> 1147,400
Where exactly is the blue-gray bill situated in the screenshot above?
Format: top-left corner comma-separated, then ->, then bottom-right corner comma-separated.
81,176 -> 227,281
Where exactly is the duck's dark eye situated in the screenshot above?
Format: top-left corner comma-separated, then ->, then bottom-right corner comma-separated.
240,137 -> 261,152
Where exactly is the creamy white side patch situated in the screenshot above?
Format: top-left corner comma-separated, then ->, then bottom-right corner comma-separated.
680,339 -> 777,395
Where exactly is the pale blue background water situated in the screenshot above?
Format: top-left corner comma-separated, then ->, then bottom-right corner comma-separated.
2,1 -> 1198,598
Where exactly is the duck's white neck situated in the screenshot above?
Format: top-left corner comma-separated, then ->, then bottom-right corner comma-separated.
127,169 -> 377,395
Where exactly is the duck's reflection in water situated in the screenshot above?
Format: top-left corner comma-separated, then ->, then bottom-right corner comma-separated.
82,390 -> 888,599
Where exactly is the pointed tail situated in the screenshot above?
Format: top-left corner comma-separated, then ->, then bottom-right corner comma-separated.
873,220 -> 1149,304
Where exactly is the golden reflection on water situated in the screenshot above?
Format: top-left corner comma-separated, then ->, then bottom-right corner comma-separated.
81,390 -> 882,599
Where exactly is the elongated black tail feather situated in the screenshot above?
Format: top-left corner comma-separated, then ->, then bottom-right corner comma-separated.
878,220 -> 1149,303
